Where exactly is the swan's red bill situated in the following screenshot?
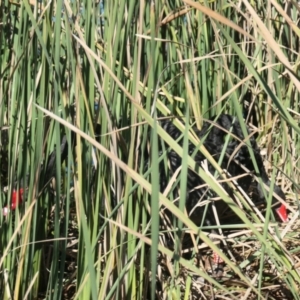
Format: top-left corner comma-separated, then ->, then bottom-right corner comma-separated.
276,204 -> 288,222
11,188 -> 24,210
2,188 -> 24,216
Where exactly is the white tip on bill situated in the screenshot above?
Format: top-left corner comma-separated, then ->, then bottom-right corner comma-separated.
2,207 -> 9,216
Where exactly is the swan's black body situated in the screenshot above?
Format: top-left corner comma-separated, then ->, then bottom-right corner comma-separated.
3,114 -> 286,223
154,114 -> 286,224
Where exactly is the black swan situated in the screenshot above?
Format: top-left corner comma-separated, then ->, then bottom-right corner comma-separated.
3,114 -> 287,226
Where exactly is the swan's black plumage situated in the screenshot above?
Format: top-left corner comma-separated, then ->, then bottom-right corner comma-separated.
152,114 -> 286,224
3,114 -> 286,224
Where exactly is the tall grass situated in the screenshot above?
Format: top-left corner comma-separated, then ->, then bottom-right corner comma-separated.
0,0 -> 300,299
